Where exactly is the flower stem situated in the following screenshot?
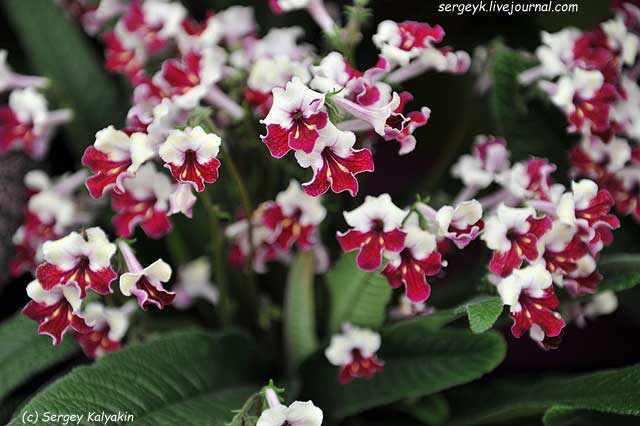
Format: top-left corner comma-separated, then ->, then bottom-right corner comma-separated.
197,190 -> 232,326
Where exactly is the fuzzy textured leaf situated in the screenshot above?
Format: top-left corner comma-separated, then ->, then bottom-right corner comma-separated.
3,0 -> 127,155
326,252 -> 392,333
301,327 -> 506,419
466,297 -> 504,334
598,254 -> 640,292
9,329 -> 263,426
0,312 -> 79,402
445,364 -> 640,426
284,251 -> 318,372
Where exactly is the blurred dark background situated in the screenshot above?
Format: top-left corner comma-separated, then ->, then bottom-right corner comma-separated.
2,0 -> 638,379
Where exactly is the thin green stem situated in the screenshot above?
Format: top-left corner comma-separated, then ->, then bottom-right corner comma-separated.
197,190 -> 231,325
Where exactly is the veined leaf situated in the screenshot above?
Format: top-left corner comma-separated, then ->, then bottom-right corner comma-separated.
399,394 -> 450,426
326,252 -> 392,334
445,364 -> 640,426
9,329 -> 264,426
0,312 -> 79,402
3,0 -> 127,156
466,297 -> 504,334
598,254 -> 640,293
301,327 -> 506,419
284,251 -> 318,372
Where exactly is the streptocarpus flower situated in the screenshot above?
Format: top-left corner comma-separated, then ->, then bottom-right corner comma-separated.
295,122 -> 374,197
451,135 -> 510,191
173,258 -> 219,309
159,126 -> 221,192
74,301 -> 136,358
382,224 -> 443,302
257,388 -> 323,426
433,200 -> 484,249
482,204 -> 552,277
111,162 -> 173,239
82,125 -> 155,199
262,180 -> 326,250
373,20 -> 445,66
23,280 -> 92,345
118,241 -> 175,310
0,49 -> 47,92
36,227 -> 117,297
497,264 -> 565,342
261,77 -> 328,157
0,88 -> 71,159
325,323 -> 384,384
337,194 -> 407,271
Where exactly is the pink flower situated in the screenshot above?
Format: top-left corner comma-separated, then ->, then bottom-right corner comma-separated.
111,163 -> 173,239
261,180 -> 326,250
74,301 -> 135,358
257,388 -> 323,426
172,258 -> 219,309
23,280 -> 92,345
225,215 -> 280,273
294,123 -> 374,197
0,50 -> 47,92
35,227 -> 117,298
373,20 -> 445,66
261,78 -> 328,156
82,125 -> 155,199
497,264 -> 565,342
482,204 -> 552,277
434,200 -> 484,249
382,92 -> 431,155
325,324 -> 384,384
118,241 -> 175,310
337,194 -> 407,271
159,126 -> 221,192
452,135 -> 510,190
382,224 -> 443,302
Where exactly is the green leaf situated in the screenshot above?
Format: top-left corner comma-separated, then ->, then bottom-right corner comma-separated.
466,297 -> 504,334
399,394 -> 450,426
543,408 -> 640,426
0,312 -> 79,402
284,251 -> 318,372
301,327 -> 506,419
10,329 -> 264,426
598,254 -> 640,292
3,0 -> 127,156
445,364 -> 640,426
326,252 -> 392,334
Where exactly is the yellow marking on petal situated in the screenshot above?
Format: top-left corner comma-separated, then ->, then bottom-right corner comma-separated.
84,272 -> 91,283
533,303 -> 543,310
294,127 -> 300,139
521,237 -> 531,244
526,310 -> 532,319
378,236 -> 384,245
516,245 -> 523,256
413,264 -> 422,272
364,236 -> 372,244
556,256 -> 566,263
293,223 -> 301,236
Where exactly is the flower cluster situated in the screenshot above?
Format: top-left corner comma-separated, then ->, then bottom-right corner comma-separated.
337,193 -> 483,304
452,136 -> 620,348
1,50 -> 71,159
520,2 -> 640,222
226,180 -> 328,273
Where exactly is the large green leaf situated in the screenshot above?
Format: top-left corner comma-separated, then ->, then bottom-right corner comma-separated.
326,252 -> 392,334
598,254 -> 640,293
3,0 -> 127,156
301,326 -> 506,418
0,313 -> 79,402
445,364 -> 640,426
398,394 -> 450,426
284,251 -> 318,372
9,329 -> 264,426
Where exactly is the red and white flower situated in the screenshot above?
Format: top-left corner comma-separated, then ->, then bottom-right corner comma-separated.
373,20 -> 445,66
257,388 -> 323,426
262,180 -> 326,250
111,163 -> 173,239
1,50 -> 47,92
74,301 -> 136,358
226,215 -> 280,273
325,323 -> 384,384
23,280 -> 92,345
159,126 -> 221,192
337,194 -> 407,271
452,135 -> 510,190
433,200 -> 484,249
294,122 -> 374,197
118,241 -> 175,310
168,183 -> 197,218
482,204 -> 552,277
36,227 -> 117,297
173,258 -> 219,309
82,125 -> 155,199
261,77 -> 328,157
1,88 -> 71,158
497,264 -> 565,342
382,224 -> 443,302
